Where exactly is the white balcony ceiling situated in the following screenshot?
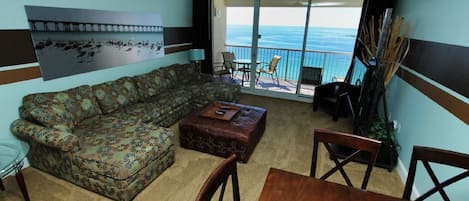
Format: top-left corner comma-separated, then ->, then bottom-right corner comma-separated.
225,0 -> 363,7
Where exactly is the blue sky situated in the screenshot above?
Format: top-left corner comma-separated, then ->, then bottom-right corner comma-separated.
227,7 -> 362,28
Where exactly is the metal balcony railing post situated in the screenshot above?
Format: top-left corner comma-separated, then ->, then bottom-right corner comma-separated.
284,49 -> 289,80
322,52 -> 327,80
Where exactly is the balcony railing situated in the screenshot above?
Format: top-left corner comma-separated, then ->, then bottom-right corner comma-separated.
225,44 -> 356,84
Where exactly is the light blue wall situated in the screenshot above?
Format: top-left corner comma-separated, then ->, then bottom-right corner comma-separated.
394,0 -> 469,47
0,0 -> 192,143
389,0 -> 469,200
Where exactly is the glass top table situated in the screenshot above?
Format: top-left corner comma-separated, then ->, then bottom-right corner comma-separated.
0,141 -> 31,201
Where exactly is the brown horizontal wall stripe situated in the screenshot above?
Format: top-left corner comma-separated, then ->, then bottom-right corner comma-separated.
164,27 -> 192,45
396,68 -> 469,125
403,39 -> 469,98
0,29 -> 37,67
0,66 -> 41,85
164,44 -> 192,54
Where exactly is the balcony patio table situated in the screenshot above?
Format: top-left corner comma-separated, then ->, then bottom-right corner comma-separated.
233,59 -> 261,85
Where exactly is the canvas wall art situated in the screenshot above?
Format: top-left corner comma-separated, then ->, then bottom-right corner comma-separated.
25,6 -> 164,80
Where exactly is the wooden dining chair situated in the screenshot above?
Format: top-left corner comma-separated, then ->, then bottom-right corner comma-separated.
310,128 -> 382,190
402,146 -> 469,201
196,154 -> 240,201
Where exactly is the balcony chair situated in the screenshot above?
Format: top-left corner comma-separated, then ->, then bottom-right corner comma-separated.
196,154 -> 240,201
402,146 -> 469,201
313,81 -> 360,121
256,55 -> 281,85
221,51 -> 237,79
310,128 -> 381,190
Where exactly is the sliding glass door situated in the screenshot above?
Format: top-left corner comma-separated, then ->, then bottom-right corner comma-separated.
254,6 -> 307,94
299,5 -> 362,96
223,0 -> 362,100
225,3 -> 255,88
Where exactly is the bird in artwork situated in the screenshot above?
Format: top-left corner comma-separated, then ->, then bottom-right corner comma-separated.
77,51 -> 86,58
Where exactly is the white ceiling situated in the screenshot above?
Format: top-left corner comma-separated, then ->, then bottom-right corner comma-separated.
225,0 -> 363,7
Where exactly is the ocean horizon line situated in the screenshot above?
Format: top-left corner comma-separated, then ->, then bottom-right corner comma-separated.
227,24 -> 358,30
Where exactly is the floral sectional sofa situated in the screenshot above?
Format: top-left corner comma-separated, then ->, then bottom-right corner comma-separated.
10,63 -> 240,201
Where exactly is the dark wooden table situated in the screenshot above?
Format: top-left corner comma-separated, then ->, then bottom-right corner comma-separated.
258,168 -> 405,201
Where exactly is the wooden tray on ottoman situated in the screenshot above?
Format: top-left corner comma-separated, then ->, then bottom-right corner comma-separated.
199,102 -> 241,121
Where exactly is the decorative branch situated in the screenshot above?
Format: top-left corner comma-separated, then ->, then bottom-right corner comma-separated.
359,14 -> 410,86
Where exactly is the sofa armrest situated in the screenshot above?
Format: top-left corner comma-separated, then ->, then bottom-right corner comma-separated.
11,119 -> 80,152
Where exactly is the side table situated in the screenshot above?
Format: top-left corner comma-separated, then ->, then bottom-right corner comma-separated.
0,141 -> 30,201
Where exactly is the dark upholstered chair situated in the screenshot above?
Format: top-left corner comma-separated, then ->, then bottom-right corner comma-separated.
402,146 -> 469,201
196,154 -> 240,201
310,128 -> 381,190
313,82 -> 360,121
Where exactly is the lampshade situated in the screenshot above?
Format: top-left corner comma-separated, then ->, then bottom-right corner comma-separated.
189,49 -> 205,61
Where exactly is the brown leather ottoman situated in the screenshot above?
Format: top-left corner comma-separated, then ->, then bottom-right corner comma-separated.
179,101 -> 266,162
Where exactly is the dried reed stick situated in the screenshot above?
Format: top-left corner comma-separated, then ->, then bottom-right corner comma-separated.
359,14 -> 410,86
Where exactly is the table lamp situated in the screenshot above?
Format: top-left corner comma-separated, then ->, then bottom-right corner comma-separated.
189,49 -> 205,73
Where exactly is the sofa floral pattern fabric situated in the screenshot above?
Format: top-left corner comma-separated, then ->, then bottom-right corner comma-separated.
58,85 -> 103,123
11,119 -> 80,152
21,85 -> 102,124
73,116 -> 173,179
93,77 -> 140,114
11,63 -> 240,201
30,104 -> 76,132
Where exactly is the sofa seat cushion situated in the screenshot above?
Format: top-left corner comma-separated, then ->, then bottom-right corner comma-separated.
149,89 -> 190,104
107,103 -> 153,123
73,116 -> 173,180
93,77 -> 140,114
177,84 -> 204,97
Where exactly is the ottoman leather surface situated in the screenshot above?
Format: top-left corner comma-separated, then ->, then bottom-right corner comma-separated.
179,102 -> 266,162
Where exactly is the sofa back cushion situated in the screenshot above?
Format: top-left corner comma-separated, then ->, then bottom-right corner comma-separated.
133,73 -> 159,99
134,69 -> 170,99
30,104 -> 76,132
59,85 -> 102,122
132,64 -> 198,99
21,92 -> 57,120
92,77 -> 140,114
153,64 -> 182,88
21,85 -> 102,124
172,63 -> 194,85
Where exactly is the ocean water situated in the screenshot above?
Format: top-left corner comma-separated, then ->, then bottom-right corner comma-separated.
227,24 -> 357,52
226,24 -> 359,82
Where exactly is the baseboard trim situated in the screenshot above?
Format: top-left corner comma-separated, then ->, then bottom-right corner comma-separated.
397,158 -> 420,200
